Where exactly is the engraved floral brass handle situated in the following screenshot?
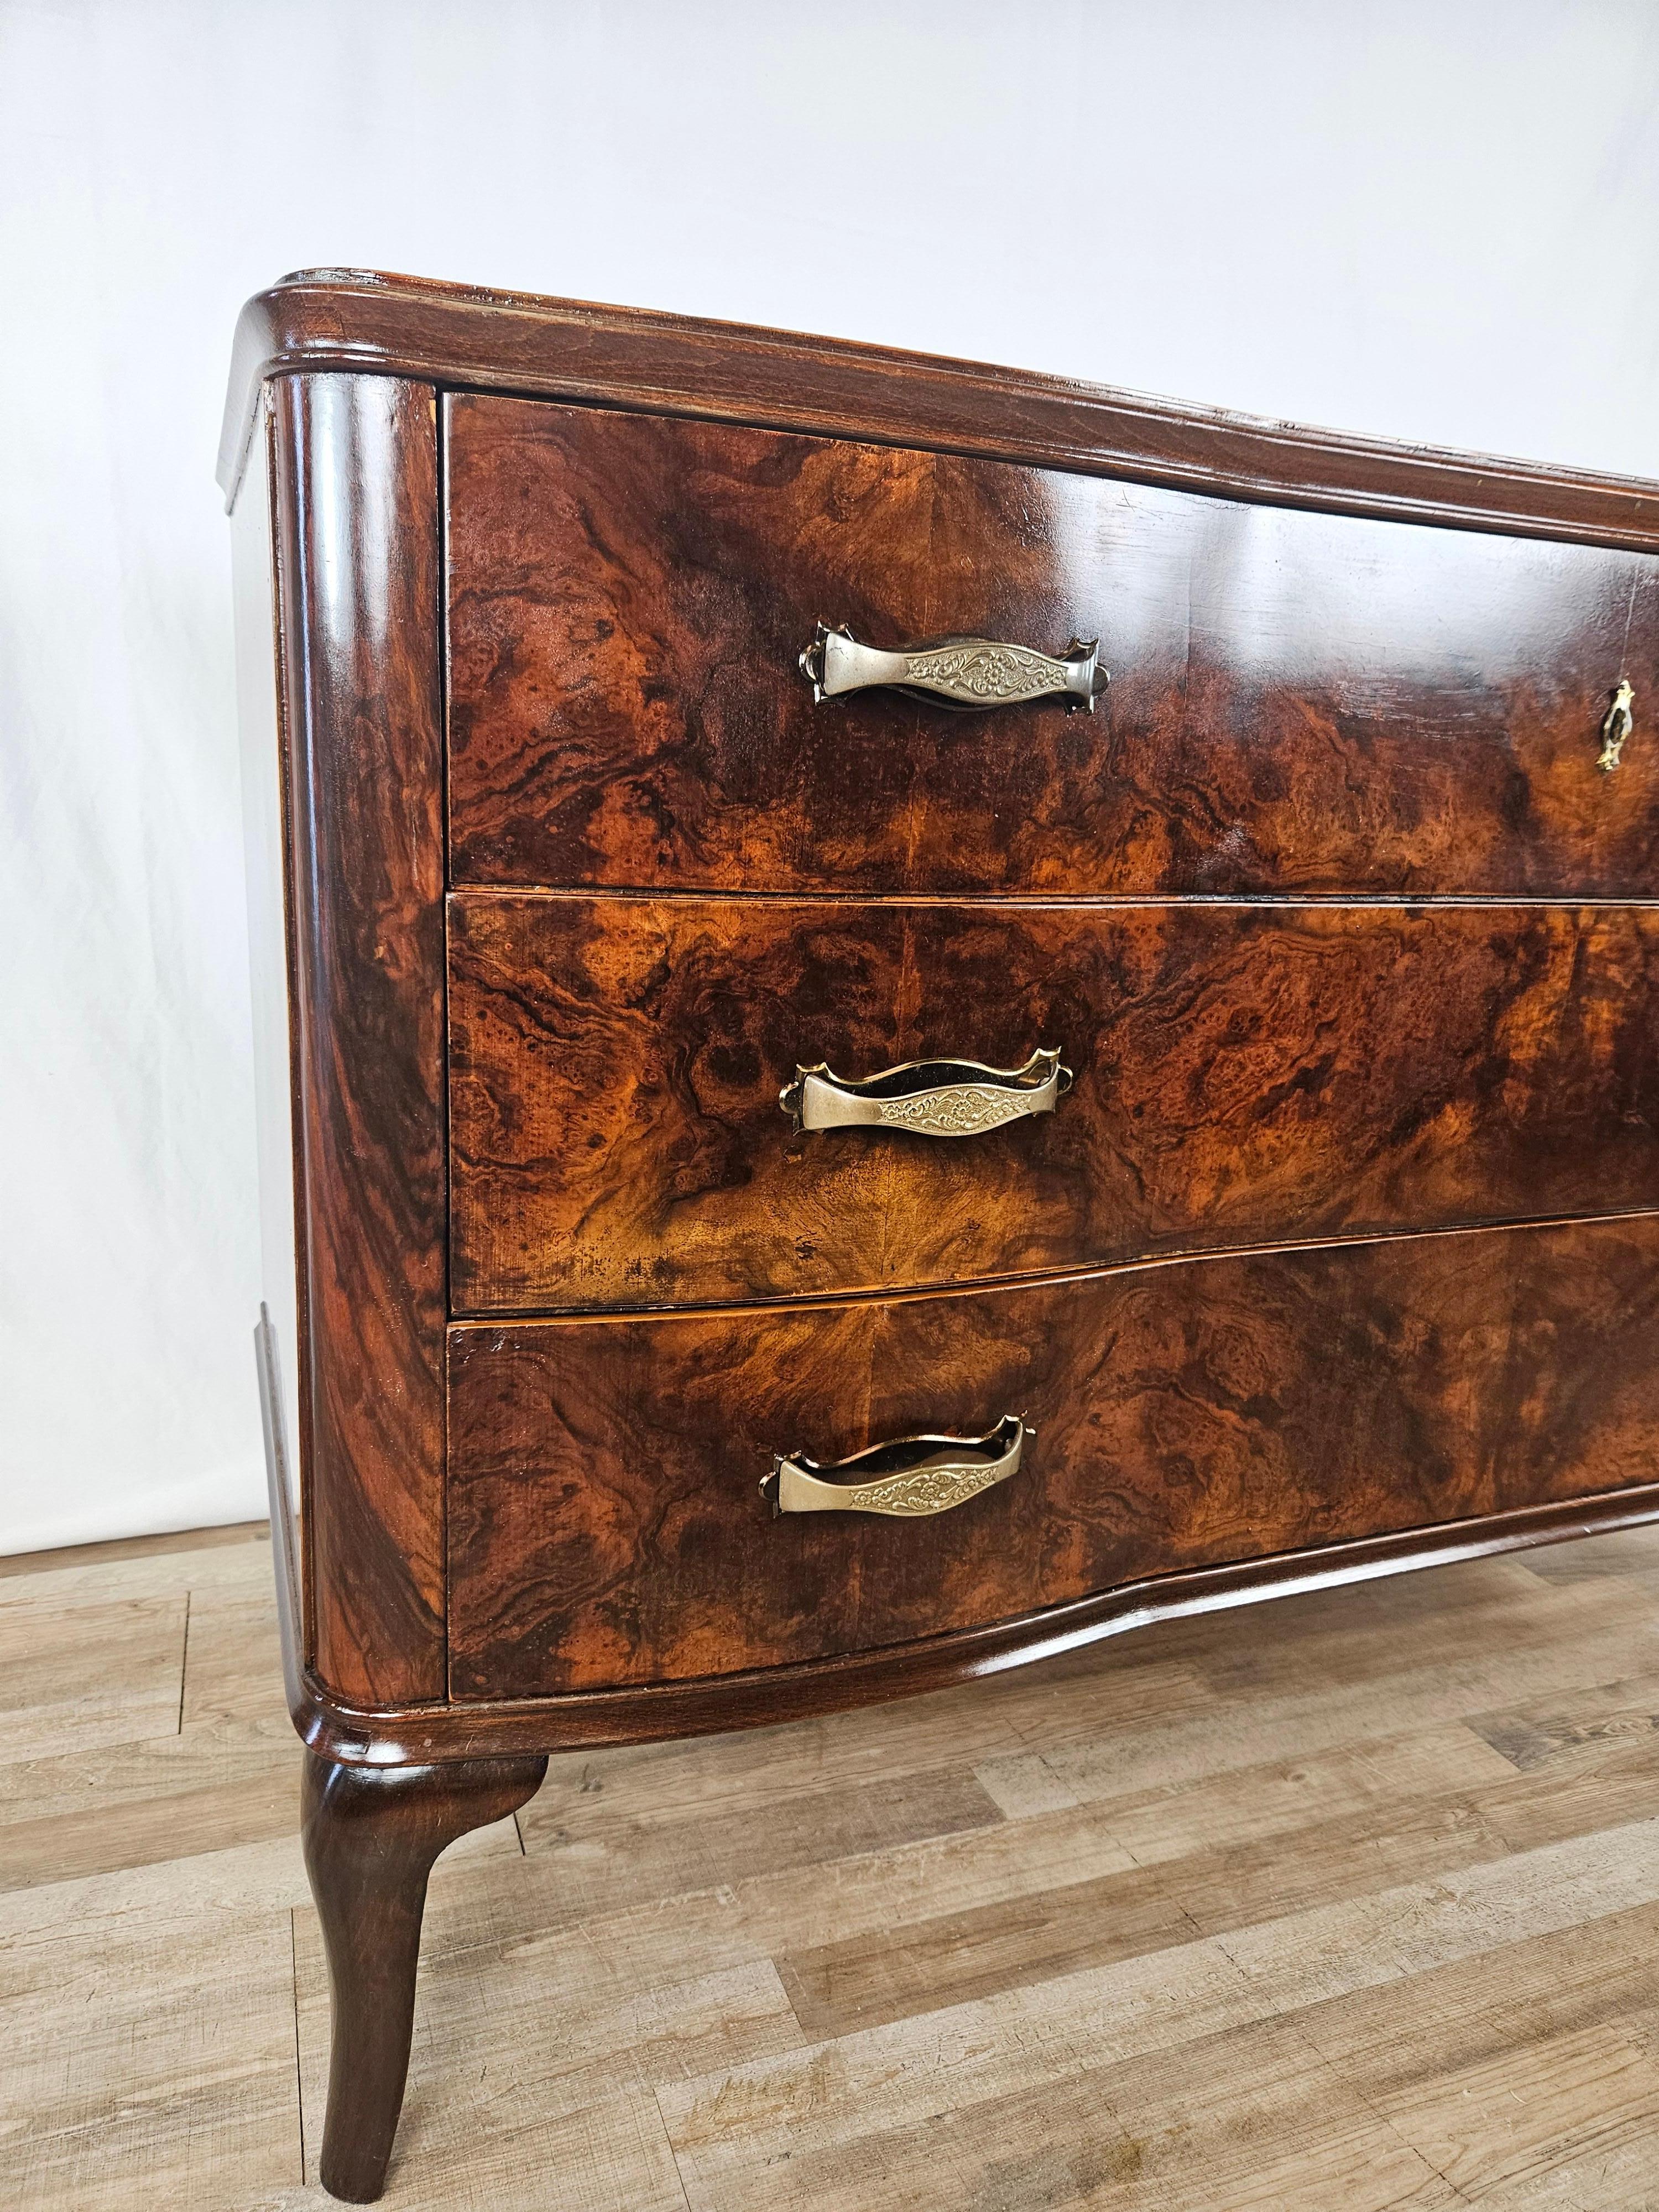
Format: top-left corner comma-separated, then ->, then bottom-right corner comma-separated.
799,623 -> 1109,712
1599,680 -> 1636,771
779,1047 -> 1072,1137
763,1414 -> 1029,1517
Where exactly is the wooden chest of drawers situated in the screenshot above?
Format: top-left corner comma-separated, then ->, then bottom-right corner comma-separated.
226,269 -> 1659,2201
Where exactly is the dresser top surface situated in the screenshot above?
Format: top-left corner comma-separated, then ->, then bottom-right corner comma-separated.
221,265 -> 1659,551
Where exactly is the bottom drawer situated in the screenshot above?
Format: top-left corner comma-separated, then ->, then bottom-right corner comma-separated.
445,1215 -> 1659,1697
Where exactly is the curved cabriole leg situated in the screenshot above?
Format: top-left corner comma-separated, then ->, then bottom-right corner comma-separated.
301,1749 -> 547,2203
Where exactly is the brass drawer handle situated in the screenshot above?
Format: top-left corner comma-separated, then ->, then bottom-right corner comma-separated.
763,1413 -> 1029,1517
800,622 -> 1108,712
780,1046 -> 1072,1137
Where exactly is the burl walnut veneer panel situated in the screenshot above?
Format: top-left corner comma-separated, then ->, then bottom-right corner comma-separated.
445,1215 -> 1659,1695
445,398 -> 1659,899
448,895 -> 1659,1312
270,375 -> 448,1705
231,275 -> 1659,2209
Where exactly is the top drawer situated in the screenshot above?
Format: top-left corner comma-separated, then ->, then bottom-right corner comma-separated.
445,395 -> 1659,897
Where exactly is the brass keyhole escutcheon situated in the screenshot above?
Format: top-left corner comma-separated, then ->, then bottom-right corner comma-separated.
1599,680 -> 1636,772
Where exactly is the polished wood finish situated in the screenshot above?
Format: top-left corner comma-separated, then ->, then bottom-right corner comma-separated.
446,399 -> 1659,898
447,1215 -> 1659,1695
227,274 -> 1659,2204
220,269 -> 1659,552
269,375 -> 447,1706
264,1347 -> 1659,1761
301,1749 -> 546,2201
450,893 -> 1659,1311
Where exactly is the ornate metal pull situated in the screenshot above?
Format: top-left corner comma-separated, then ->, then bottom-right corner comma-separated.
779,1046 -> 1072,1137
1599,680 -> 1636,771
763,1414 -> 1029,1517
800,623 -> 1108,712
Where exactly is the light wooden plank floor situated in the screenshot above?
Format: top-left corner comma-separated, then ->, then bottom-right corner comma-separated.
6,1524 -> 1659,2208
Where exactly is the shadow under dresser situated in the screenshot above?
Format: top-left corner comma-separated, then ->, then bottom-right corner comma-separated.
223,269 -> 1659,2201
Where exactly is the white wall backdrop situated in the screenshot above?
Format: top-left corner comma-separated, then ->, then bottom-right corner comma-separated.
3,0 -> 1658,1553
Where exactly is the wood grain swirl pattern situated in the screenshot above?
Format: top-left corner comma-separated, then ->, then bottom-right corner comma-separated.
445,398 -> 1659,899
448,895 -> 1659,1312
272,375 -> 447,1706
445,1216 -> 1659,1695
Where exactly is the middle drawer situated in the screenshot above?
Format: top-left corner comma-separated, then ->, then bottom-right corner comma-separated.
447,894 -> 1659,1313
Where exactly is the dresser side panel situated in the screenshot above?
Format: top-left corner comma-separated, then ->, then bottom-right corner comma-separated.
272,374 -> 447,1704
233,399 -> 309,1653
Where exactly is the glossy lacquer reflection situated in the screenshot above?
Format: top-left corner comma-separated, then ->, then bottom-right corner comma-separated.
447,894 -> 1659,1312
445,397 -> 1659,897
445,1214 -> 1659,1694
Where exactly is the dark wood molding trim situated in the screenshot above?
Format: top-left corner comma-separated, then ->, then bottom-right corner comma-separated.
448,886 -> 1659,911
270,375 -> 448,1705
436,1207 -> 1659,1327
221,268 -> 1659,552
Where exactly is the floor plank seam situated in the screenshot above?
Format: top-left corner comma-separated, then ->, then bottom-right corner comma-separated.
0,1519 -> 270,1580
1279,2003 -> 1483,2208
175,1589 -> 191,1735
650,2081 -> 698,2212
997,1736 -> 1081,1812
290,1905 -> 307,2188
